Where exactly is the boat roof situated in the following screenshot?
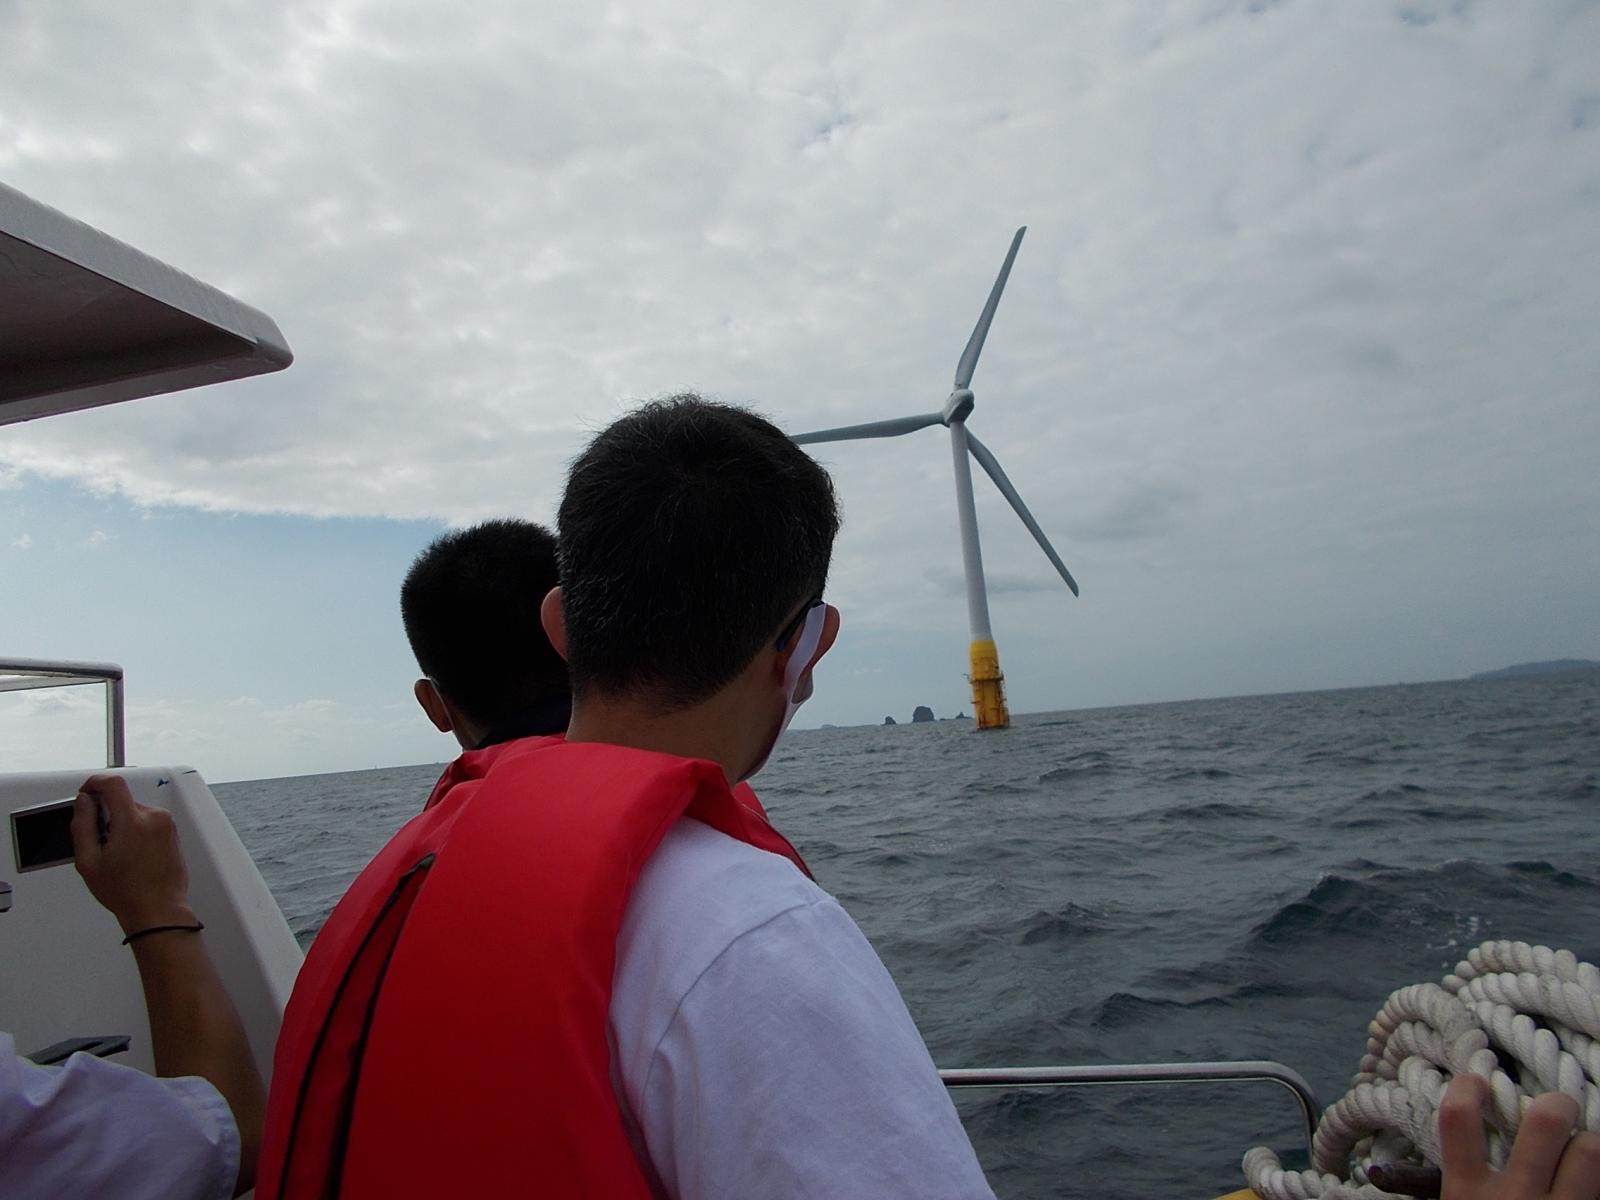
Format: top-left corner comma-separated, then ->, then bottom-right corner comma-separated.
0,180 -> 292,427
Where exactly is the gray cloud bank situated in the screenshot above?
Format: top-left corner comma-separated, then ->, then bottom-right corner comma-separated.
3,0 -> 1597,707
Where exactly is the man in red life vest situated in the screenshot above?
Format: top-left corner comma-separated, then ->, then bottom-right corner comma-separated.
256,396 -> 998,1198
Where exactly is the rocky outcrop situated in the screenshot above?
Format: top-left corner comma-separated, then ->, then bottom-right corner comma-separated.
883,715 -> 897,725
911,706 -> 935,723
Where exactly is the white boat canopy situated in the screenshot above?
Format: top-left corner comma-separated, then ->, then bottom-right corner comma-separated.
0,180 -> 292,427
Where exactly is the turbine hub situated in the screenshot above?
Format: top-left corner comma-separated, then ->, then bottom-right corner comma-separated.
942,388 -> 975,425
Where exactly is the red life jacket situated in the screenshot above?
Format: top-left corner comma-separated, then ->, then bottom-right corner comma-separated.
255,736 -> 810,1199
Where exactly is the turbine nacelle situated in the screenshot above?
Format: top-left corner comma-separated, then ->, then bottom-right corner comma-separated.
941,388 -> 975,426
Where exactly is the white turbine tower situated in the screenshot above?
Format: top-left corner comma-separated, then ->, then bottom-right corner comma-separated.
794,227 -> 1079,730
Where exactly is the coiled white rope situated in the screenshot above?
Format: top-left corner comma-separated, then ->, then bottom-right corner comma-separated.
1242,940 -> 1600,1199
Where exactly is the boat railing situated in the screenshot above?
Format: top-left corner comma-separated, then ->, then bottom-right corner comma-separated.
0,658 -> 126,767
940,1060 -> 1321,1158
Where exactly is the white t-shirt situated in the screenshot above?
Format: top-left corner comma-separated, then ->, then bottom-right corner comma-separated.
609,817 -> 996,1200
0,1032 -> 238,1200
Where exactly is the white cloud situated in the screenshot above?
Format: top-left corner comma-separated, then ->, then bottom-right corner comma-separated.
0,686 -> 107,773
0,688 -> 439,782
12,532 -> 32,550
0,3 -> 1588,533
84,529 -> 109,547
12,689 -> 98,718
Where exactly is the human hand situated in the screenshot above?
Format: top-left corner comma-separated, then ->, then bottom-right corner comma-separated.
71,775 -> 197,936
1441,1074 -> 1600,1200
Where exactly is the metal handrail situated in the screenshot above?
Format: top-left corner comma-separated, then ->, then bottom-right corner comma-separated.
940,1060 -> 1322,1159
0,658 -> 125,767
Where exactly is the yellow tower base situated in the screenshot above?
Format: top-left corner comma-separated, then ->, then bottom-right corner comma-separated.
967,639 -> 1010,730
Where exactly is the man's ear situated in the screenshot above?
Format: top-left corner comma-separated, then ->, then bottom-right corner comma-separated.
776,603 -> 843,681
540,586 -> 569,661
808,604 -> 842,674
414,678 -> 454,734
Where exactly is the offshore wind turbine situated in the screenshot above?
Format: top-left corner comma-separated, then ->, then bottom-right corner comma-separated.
794,227 -> 1079,730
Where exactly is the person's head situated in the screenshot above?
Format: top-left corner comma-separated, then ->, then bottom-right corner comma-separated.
401,518 -> 569,749
544,395 -> 842,779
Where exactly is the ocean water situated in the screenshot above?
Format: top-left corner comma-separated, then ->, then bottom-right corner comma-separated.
215,670 -> 1600,1199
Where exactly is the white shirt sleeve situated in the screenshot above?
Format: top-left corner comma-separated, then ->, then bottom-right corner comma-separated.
624,891 -> 996,1199
0,1033 -> 239,1200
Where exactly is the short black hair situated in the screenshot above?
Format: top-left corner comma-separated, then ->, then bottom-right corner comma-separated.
400,519 -> 568,727
557,395 -> 841,708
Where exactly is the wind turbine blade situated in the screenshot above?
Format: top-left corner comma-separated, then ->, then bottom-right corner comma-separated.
965,431 -> 1079,597
792,412 -> 945,445
953,226 -> 1026,390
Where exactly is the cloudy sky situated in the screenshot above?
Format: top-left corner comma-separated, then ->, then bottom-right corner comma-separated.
2,0 -> 1597,781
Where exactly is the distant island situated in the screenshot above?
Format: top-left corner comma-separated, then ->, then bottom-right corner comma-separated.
814,660 -> 1599,735
860,707 -> 978,727
1470,659 -> 1600,680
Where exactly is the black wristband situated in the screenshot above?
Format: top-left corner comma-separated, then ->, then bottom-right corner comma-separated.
121,921 -> 205,945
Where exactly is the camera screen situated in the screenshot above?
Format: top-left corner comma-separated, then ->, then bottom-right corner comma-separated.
12,800 -> 76,872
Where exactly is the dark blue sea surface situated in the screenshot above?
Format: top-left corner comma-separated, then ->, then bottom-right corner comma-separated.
215,670 -> 1600,1200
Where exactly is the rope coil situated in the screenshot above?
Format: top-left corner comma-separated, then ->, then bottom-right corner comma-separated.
1243,940 -> 1600,1199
